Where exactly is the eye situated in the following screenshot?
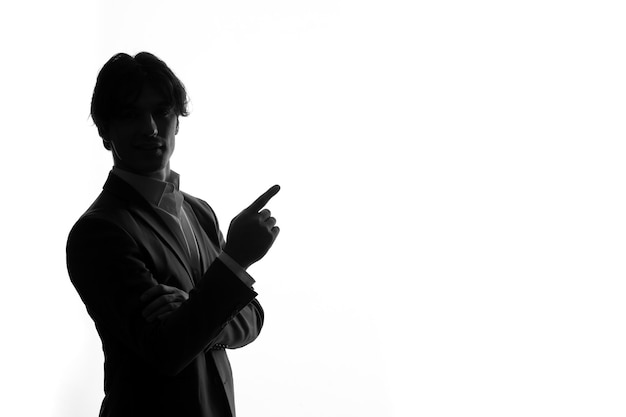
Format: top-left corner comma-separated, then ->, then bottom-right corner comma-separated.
155,107 -> 174,118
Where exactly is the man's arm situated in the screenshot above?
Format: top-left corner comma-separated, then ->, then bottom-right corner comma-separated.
67,217 -> 256,376
140,285 -> 264,350
209,299 -> 264,349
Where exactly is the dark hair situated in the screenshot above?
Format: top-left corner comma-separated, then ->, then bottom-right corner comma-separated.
90,52 -> 189,142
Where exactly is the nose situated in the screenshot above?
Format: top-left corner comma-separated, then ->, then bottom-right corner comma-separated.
140,113 -> 158,137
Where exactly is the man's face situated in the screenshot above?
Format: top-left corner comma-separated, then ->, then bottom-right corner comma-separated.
106,82 -> 178,180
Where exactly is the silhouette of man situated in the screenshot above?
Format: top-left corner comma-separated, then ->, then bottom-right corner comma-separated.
66,52 -> 279,417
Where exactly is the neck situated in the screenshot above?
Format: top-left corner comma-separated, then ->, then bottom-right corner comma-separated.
113,162 -> 171,182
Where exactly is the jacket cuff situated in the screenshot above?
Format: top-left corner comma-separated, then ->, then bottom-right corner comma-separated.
218,252 -> 256,288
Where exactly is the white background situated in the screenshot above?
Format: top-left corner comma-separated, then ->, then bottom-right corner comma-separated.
1,1 -> 626,416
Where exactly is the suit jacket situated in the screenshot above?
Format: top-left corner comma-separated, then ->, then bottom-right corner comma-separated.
66,172 -> 263,417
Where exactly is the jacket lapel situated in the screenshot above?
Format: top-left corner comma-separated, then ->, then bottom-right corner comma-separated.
102,173 -> 195,282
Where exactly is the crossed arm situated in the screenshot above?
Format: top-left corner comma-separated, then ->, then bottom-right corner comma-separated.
141,284 -> 264,350
67,218 -> 258,376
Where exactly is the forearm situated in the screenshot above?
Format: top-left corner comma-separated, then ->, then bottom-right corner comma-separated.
140,260 -> 257,373
208,299 -> 264,349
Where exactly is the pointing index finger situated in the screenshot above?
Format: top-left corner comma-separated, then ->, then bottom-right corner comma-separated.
247,185 -> 280,213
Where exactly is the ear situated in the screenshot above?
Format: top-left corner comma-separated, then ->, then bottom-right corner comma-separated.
99,127 -> 113,151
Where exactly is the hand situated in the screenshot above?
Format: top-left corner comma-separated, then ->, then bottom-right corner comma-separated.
223,185 -> 281,269
140,284 -> 189,322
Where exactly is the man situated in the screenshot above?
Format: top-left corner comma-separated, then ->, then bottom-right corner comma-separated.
66,52 -> 279,417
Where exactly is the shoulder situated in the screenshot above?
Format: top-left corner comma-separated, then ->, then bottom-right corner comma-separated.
182,192 -> 219,222
68,208 -> 136,250
72,190 -> 131,228
67,188 -> 141,249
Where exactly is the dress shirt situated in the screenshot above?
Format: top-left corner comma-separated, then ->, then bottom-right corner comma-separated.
111,167 -> 255,288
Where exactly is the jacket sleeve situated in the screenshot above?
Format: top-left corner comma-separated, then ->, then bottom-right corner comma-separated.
209,299 -> 264,350
66,216 -> 257,376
